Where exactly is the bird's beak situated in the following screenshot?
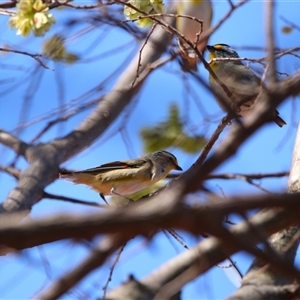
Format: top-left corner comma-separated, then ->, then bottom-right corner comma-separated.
206,45 -> 213,52
175,165 -> 183,171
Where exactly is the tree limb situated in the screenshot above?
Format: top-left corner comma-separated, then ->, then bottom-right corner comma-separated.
0,129 -> 30,158
227,104 -> 300,299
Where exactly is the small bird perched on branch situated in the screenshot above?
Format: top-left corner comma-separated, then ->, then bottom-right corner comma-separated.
59,150 -> 182,203
176,0 -> 213,71
207,43 -> 286,127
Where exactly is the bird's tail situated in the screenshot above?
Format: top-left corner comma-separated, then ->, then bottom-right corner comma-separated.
59,169 -> 74,178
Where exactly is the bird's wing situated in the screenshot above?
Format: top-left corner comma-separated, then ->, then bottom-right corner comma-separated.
221,65 -> 261,97
59,161 -> 132,178
78,161 -> 138,174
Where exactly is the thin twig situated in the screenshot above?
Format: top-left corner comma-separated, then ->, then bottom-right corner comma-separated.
245,179 -> 274,194
280,15 -> 300,32
102,243 -> 127,298
0,165 -> 20,179
165,229 -> 189,250
44,192 -> 107,208
206,171 -> 289,180
131,23 -> 156,89
197,114 -> 232,166
37,234 -> 126,299
0,8 -> 15,15
266,0 -> 277,83
0,165 -> 106,208
57,1 -> 101,9
0,48 -> 51,69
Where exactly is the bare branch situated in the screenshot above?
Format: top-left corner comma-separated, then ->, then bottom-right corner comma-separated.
0,166 -> 103,208
56,1 -> 101,9
0,192 -> 294,298
0,129 -> 30,158
206,171 -> 289,180
2,192 -> 300,253
51,19 -> 173,162
196,114 -> 232,165
280,15 -> 300,32
288,122 -> 300,192
111,203 -> 300,299
43,192 -> 107,208
0,0 -> 16,9
180,71 -> 300,197
266,0 -> 277,83
0,48 -> 51,69
102,243 -> 127,298
227,89 -> 300,299
0,8 -> 14,15
37,234 -> 125,300
0,165 -> 20,179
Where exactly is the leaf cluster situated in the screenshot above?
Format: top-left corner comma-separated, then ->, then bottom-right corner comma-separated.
140,103 -> 206,154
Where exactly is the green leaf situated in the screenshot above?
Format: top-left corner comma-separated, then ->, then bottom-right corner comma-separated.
140,103 -> 206,154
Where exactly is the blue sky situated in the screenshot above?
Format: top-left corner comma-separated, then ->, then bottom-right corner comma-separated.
0,1 -> 299,299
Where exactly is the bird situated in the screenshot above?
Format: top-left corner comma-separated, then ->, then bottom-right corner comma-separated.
206,43 -> 286,127
59,150 -> 182,203
176,0 -> 213,71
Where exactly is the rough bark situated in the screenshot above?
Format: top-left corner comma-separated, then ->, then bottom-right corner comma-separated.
227,123 -> 300,300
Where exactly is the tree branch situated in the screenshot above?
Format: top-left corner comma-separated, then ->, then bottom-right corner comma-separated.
0,192 -> 294,299
180,71 -> 300,197
1,192 -> 300,253
266,0 -> 277,83
227,106 -> 300,300
38,234 -> 125,300
0,129 -> 30,158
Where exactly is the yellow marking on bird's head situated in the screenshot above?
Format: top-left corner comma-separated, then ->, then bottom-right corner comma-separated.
212,44 -> 225,50
207,45 -> 218,61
